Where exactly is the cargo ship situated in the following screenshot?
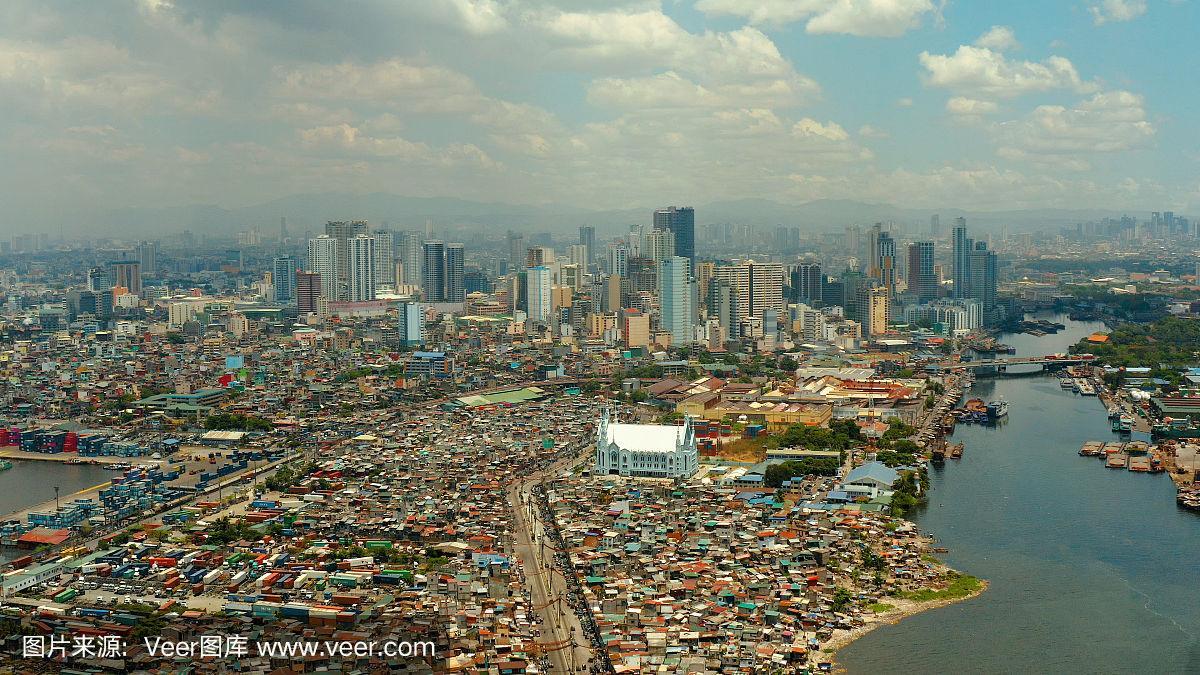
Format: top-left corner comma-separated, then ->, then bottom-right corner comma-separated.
1151,422 -> 1200,439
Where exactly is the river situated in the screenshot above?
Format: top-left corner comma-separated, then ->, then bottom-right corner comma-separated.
0,460 -> 112,561
838,314 -> 1200,673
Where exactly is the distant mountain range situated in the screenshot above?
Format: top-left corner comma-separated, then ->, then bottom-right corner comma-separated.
71,193 -> 1150,238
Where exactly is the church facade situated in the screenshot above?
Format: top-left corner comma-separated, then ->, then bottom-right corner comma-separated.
594,410 -> 699,478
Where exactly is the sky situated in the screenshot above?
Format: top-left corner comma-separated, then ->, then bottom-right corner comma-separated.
2,0 -> 1198,231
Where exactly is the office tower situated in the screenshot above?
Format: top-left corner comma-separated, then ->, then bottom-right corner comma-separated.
791,263 -> 822,305
607,243 -> 629,277
136,241 -> 158,278
374,230 -> 394,288
578,226 -> 595,264
526,266 -> 552,322
857,284 -> 890,336
325,220 -> 369,300
568,244 -> 589,271
953,218 -> 971,299
422,241 -> 447,302
273,256 -> 298,302
445,243 -> 465,302
968,241 -> 998,323
307,235 -> 339,300
87,267 -> 112,293
279,216 -> 288,241
346,234 -> 377,302
659,256 -> 695,346
653,206 -> 695,272
398,301 -> 424,347
907,242 -> 937,302
506,231 -> 525,271
296,271 -> 321,315
526,246 -> 555,268
930,214 -> 941,237
109,261 -> 142,296
696,261 -> 715,311
866,223 -> 883,276
397,231 -> 423,286
627,257 -> 658,295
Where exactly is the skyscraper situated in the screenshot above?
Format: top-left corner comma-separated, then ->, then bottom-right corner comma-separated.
953,218 -> 971,300
346,234 -> 377,302
930,214 -> 941,237
273,256 -> 297,302
87,267 -> 112,293
397,231 -> 423,286
307,236 -> 338,300
578,226 -> 595,265
857,284 -> 891,336
296,271 -> 320,315
791,263 -> 822,305
398,301 -> 424,347
445,243 -> 465,303
109,261 -> 142,296
136,241 -> 158,278
422,241 -> 447,302
506,230 -> 525,272
374,230 -> 394,289
659,256 -> 694,346
325,220 -> 368,300
968,241 -> 998,323
907,242 -> 937,302
653,206 -> 695,272
526,265 -> 552,322
876,231 -> 897,296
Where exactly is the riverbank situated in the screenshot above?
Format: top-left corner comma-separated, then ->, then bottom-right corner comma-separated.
826,576 -> 990,668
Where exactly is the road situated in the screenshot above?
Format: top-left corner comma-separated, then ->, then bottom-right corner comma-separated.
509,446 -> 594,673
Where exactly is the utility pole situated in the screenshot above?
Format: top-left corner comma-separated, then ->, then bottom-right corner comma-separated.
54,485 -> 60,514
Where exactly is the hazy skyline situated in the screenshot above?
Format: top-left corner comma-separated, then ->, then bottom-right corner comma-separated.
2,0 -> 1197,233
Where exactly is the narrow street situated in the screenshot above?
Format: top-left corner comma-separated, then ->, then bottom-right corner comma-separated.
508,446 -> 595,672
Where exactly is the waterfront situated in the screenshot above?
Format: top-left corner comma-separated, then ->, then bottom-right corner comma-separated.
839,315 -> 1200,673
0,461 -> 111,561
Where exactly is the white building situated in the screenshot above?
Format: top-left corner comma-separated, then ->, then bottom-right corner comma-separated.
307,235 -> 339,300
347,234 -> 377,302
526,265 -> 552,322
594,411 -> 699,478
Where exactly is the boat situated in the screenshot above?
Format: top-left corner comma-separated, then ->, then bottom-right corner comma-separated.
986,399 -> 1009,419
949,442 -> 964,458
1151,423 -> 1200,440
0,460 -> 10,471
1079,441 -> 1104,457
1111,416 -> 1132,433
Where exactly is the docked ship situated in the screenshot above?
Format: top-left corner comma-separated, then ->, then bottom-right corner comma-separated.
986,399 -> 1009,420
1151,421 -> 1200,439
1112,416 -> 1132,433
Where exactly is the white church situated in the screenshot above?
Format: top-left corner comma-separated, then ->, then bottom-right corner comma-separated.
594,410 -> 699,479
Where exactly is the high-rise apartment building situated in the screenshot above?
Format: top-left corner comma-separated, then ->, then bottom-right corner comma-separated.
445,243 -> 465,303
136,241 -> 158,278
374,230 -> 394,288
307,235 -> 338,300
857,284 -> 890,336
346,235 -> 377,302
526,265 -> 552,322
397,231 -> 423,286
325,220 -> 369,300
953,217 -> 970,300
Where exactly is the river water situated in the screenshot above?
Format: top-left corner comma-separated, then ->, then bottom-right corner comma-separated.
839,314 -> 1200,674
0,460 -> 112,560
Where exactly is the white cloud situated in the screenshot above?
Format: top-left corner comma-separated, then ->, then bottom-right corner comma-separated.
694,0 -> 936,37
974,26 -> 1019,51
1089,0 -> 1148,25
896,97 -> 914,107
858,124 -> 889,139
919,44 -> 1094,99
946,96 -> 998,116
276,59 -> 484,113
995,90 -> 1155,170
298,123 -> 498,168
